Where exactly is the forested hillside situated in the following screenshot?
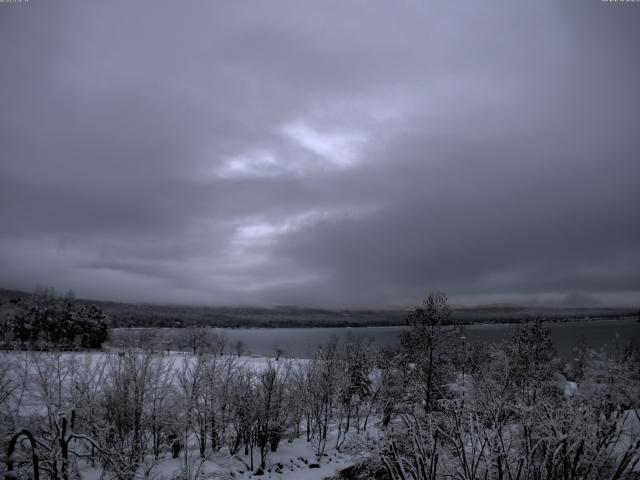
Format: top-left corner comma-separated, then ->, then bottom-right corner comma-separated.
0,288 -> 634,329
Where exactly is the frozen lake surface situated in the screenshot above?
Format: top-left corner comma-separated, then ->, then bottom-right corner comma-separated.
111,318 -> 640,359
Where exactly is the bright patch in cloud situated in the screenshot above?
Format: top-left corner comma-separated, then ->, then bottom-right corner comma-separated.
234,210 -> 333,247
217,151 -> 280,178
281,121 -> 366,168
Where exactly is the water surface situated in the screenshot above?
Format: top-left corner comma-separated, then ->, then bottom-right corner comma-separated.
111,318 -> 640,359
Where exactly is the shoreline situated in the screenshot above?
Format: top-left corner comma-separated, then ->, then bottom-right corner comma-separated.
108,314 -> 639,330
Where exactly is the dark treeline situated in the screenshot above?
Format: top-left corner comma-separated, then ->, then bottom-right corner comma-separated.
102,306 -> 637,329
0,288 -> 108,350
1,293 -> 639,479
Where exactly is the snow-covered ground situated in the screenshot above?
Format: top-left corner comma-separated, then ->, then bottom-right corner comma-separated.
79,436 -> 359,480
4,350 -> 364,480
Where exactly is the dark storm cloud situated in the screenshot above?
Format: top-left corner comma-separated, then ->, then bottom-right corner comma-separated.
1,0 -> 639,306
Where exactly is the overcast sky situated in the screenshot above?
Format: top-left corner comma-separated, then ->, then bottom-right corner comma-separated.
1,1 -> 639,308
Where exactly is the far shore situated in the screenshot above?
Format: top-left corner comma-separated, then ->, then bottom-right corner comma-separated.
109,313 -> 639,330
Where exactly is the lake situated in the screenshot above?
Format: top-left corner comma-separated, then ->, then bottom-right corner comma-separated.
110,318 -> 640,359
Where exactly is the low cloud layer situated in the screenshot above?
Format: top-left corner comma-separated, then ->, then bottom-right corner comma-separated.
1,0 -> 639,307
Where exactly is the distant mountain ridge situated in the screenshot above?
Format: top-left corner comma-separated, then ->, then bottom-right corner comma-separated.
0,287 -> 635,329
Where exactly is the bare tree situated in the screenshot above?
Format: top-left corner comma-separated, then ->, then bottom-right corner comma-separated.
335,337 -> 373,450
100,349 -> 155,479
255,360 -> 290,468
399,293 -> 460,418
176,352 -> 205,473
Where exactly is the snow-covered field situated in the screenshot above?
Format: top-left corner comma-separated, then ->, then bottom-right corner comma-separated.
3,350 -> 368,480
11,351 -> 292,416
